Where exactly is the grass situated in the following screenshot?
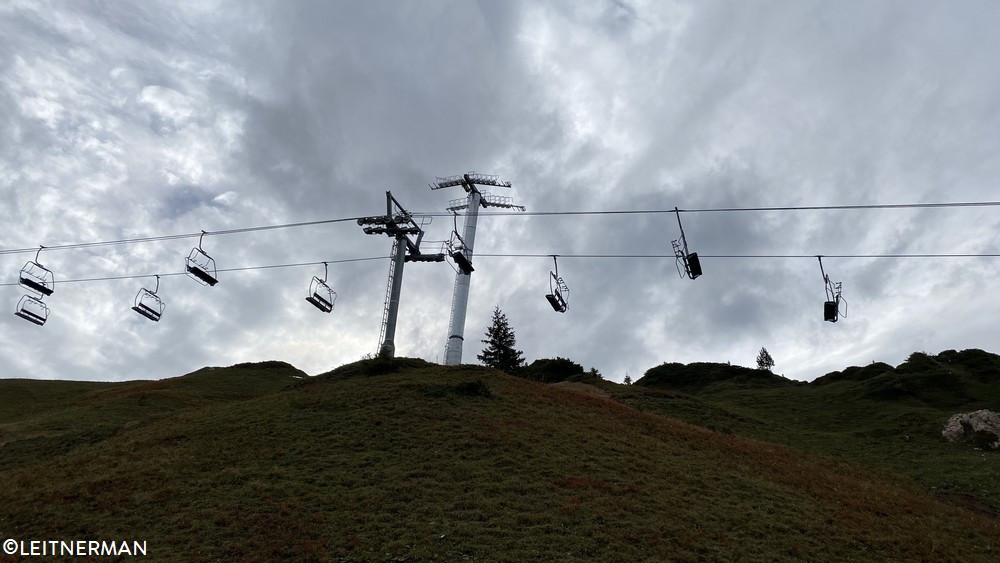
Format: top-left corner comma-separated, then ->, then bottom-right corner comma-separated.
626,349 -> 1000,515
0,361 -> 302,472
0,357 -> 997,560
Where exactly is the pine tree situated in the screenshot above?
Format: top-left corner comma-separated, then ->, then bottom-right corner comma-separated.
478,306 -> 525,374
624,373 -> 632,385
756,347 -> 775,372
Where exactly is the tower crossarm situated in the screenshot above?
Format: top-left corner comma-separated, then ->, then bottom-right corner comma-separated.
481,193 -> 526,211
446,197 -> 470,212
431,171 -> 513,191
463,172 -> 511,188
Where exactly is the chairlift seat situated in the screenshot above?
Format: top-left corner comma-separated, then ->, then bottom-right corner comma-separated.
15,295 -> 49,326
187,265 -> 218,286
306,293 -> 334,313
546,292 -> 567,313
824,300 -> 839,323
687,253 -> 702,279
451,250 -> 474,274
132,304 -> 162,322
19,276 -> 53,296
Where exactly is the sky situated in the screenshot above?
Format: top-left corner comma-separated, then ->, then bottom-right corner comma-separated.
2,0 -> 999,383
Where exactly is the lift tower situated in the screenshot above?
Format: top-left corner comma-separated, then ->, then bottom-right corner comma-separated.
359,191 -> 443,357
430,172 -> 524,365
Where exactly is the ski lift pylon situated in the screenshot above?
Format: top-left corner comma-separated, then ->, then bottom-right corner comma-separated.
306,262 -> 337,313
132,275 -> 165,322
19,246 -> 55,296
545,255 -> 569,313
15,294 -> 49,326
185,230 -> 218,286
672,208 -> 702,280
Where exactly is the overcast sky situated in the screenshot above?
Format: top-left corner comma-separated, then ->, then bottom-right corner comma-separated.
2,0 -> 999,383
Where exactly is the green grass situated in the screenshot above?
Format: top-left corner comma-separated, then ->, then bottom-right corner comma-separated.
0,357 -> 997,560
627,349 -> 1000,515
0,361 -> 302,472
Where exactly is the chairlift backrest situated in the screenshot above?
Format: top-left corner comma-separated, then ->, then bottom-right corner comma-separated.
15,295 -> 49,326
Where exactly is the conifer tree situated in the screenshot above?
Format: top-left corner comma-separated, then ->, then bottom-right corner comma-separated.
756,347 -> 775,372
478,306 -> 525,374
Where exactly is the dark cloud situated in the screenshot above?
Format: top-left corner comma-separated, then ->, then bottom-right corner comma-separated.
2,1 -> 1000,382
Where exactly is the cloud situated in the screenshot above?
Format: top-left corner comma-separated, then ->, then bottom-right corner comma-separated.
2,0 -> 1000,382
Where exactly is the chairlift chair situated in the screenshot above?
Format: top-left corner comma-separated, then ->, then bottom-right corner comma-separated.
672,208 -> 702,280
15,294 -> 49,326
817,256 -> 846,323
185,231 -> 218,286
447,230 -> 474,275
19,246 -> 54,296
305,262 -> 337,313
545,256 -> 569,313
132,276 -> 165,322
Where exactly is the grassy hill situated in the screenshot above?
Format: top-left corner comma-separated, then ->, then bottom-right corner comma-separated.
0,357 -> 997,560
630,349 -> 1000,516
0,361 -> 303,472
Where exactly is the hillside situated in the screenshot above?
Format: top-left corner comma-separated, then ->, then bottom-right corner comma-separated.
1,357 -> 997,560
630,349 -> 1000,515
0,361 -> 303,472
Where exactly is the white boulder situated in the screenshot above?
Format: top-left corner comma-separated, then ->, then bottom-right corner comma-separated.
942,410 -> 1000,450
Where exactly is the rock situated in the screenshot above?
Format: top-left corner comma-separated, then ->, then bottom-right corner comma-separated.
942,410 -> 1000,450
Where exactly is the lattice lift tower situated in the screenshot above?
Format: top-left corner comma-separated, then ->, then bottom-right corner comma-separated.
430,172 -> 524,365
359,191 -> 443,358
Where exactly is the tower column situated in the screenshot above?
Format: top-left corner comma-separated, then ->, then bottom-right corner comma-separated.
444,190 -> 481,365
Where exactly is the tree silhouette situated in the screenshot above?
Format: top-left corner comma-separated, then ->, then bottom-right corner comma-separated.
478,306 -> 525,374
756,347 -> 775,372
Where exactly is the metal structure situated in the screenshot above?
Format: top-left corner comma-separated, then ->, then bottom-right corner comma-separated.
305,262 -> 337,313
545,255 -> 569,313
359,191 -> 443,357
19,246 -> 55,296
15,295 -> 49,326
186,231 -> 218,286
446,214 -> 474,275
431,172 -> 524,365
672,207 -> 702,280
818,256 -> 847,322
132,275 -> 165,322
15,246 -> 53,326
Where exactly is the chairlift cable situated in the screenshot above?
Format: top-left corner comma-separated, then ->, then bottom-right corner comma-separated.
6,252 -> 999,289
419,200 -> 1000,217
2,200 -> 1000,256
475,252 -> 1000,259
0,256 -> 385,287
0,216 -> 367,256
